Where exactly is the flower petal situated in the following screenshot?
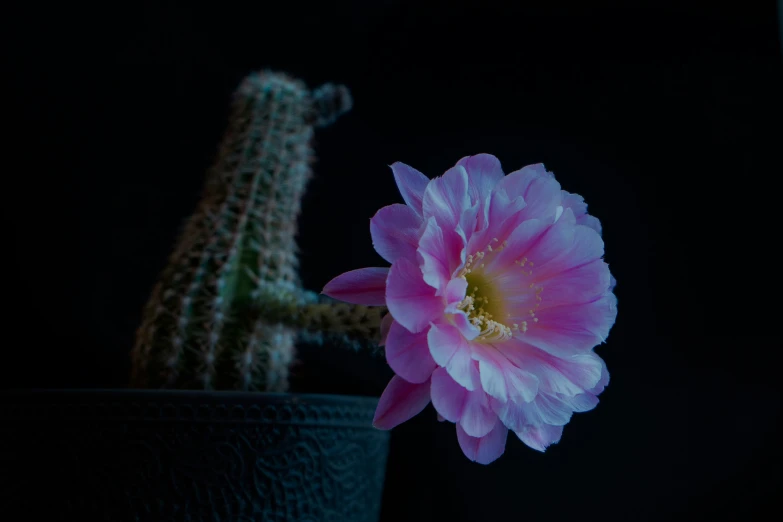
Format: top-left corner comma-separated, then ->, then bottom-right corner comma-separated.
468,187 -> 528,253
531,222 -> 605,282
474,193 -> 492,240
427,322 -> 480,390
417,217 -> 466,293
391,162 -> 429,217
459,388 -> 497,437
370,203 -> 422,264
386,257 -> 444,333
422,165 -> 471,231
495,391 -> 578,431
448,350 -> 481,391
444,277 -> 468,307
322,267 -> 389,305
504,340 -> 604,396
496,163 -> 562,223
562,190 -> 602,235
561,391 -> 600,413
521,259 -> 610,310
523,207 -> 577,266
516,423 -> 563,452
486,208 -> 576,278
473,350 -> 510,406
471,343 -> 539,403
386,321 -> 437,383
560,190 -> 587,216
456,418 -> 508,464
528,393 -> 577,426
448,310 -> 481,341
579,214 -> 602,236
520,292 -> 618,358
456,154 -> 505,206
502,366 -> 541,404
482,218 -> 549,276
430,367 -> 469,422
378,312 -> 395,347
426,321 -> 464,368
372,375 -> 432,430
589,357 -> 611,395
457,200 -> 481,248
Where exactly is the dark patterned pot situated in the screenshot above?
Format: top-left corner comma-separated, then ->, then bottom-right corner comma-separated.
0,390 -> 389,522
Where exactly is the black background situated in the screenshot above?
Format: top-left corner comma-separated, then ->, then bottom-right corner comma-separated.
3,1 -> 782,520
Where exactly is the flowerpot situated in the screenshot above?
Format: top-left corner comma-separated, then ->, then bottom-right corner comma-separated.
0,389 -> 389,522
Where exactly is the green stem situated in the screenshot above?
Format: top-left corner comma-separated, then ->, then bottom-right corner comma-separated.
249,283 -> 387,353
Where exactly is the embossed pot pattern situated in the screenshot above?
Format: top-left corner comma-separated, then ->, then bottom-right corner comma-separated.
0,390 -> 390,522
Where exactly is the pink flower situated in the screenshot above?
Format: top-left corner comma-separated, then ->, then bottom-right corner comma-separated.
323,154 -> 617,464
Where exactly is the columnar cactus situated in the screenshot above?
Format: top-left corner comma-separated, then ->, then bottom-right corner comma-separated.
130,71 -> 381,392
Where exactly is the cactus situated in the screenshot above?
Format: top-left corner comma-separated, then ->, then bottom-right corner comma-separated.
130,71 -> 383,392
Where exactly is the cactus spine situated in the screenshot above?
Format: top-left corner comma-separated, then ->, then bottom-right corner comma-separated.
130,71 -> 377,392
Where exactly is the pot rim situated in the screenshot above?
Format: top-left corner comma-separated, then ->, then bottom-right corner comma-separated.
1,388 -> 381,405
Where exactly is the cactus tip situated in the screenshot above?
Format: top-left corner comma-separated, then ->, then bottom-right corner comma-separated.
310,83 -> 353,128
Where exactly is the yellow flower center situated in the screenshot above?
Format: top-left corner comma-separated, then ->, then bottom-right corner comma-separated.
454,237 -> 544,342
